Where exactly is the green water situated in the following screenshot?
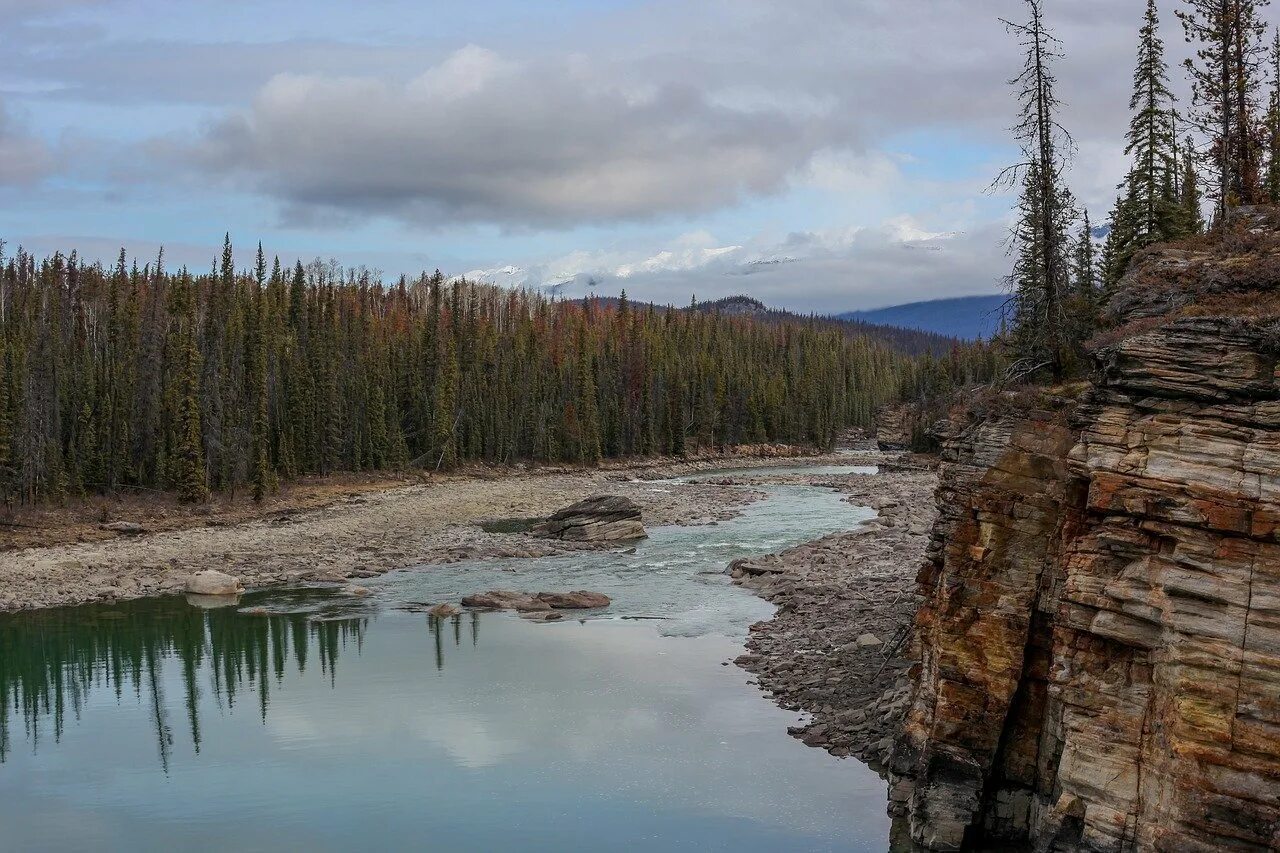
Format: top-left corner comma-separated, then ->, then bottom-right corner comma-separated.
0,465 -> 893,852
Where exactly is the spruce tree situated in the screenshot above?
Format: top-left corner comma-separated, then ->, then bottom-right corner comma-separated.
1073,211 -> 1099,300
173,274 -> 208,504
1265,30 -> 1280,201
1104,0 -> 1185,291
431,333 -> 458,469
998,0 -> 1077,381
248,245 -> 270,502
0,344 -> 11,509
1125,0 -> 1181,242
576,326 -> 602,465
1179,0 -> 1271,219
1180,136 -> 1207,232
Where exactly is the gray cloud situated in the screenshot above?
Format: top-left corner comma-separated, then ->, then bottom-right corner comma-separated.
0,99 -> 54,186
143,0 -> 1206,230
169,46 -> 836,227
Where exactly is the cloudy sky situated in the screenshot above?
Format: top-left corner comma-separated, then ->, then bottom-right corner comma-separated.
1,0 -> 1273,312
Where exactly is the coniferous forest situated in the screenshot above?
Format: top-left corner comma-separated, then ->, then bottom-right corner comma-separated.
0,239 -> 982,507
1000,0 -> 1279,382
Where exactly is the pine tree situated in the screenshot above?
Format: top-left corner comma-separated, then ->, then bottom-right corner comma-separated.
1126,0 -> 1181,242
1179,0 -> 1271,220
998,0 -> 1077,381
576,326 -> 602,465
431,332 -> 458,469
248,244 -> 270,502
1180,136 -> 1207,232
173,274 -> 208,504
1073,211 -> 1099,300
1265,29 -> 1280,201
0,343 -> 11,509
1103,0 -> 1185,292
0,240 -> 944,504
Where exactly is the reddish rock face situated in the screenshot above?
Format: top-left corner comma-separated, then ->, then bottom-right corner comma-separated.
891,227 -> 1280,851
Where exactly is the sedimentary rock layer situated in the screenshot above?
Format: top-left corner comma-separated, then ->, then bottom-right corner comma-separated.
892,223 -> 1280,851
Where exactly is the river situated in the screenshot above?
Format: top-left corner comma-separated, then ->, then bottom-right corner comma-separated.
0,463 -> 894,852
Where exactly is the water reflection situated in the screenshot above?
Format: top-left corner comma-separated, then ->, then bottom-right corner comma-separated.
427,611 -> 480,671
0,594 -> 367,769
0,603 -> 892,851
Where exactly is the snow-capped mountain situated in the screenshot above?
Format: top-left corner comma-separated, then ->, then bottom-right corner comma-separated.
452,264 -> 576,295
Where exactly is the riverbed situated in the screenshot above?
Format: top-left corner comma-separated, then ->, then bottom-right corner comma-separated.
0,462 -> 896,851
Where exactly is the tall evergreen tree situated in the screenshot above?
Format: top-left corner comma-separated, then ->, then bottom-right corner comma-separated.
431,332 -> 459,470
1126,0 -> 1181,240
1179,0 -> 1271,219
1265,29 -> 1280,200
1104,0 -> 1186,291
248,244 -> 270,502
998,0 -> 1077,381
1073,211 -> 1099,299
172,274 -> 208,504
1180,135 -> 1208,232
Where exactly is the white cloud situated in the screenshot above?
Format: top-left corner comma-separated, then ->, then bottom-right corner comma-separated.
460,214 -> 1003,313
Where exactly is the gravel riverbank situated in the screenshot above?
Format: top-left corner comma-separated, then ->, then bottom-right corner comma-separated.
0,451 -> 843,613
731,460 -> 938,772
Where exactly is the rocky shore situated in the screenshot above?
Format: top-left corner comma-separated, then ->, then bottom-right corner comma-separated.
0,450 -> 837,613
731,462 -> 938,771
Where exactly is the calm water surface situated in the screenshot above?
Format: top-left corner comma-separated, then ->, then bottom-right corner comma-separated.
0,463 -> 892,852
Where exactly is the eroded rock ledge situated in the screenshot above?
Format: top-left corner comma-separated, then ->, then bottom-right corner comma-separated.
891,215 -> 1280,851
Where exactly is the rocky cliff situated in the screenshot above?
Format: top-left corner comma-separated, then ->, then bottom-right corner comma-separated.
890,210 -> 1280,851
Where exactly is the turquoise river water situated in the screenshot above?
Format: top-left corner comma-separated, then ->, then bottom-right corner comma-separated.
0,463 -> 895,852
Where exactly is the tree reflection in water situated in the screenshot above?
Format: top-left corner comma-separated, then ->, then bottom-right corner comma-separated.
0,594 -> 374,770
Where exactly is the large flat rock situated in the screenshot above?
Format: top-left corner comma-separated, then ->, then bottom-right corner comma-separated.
533,495 -> 646,542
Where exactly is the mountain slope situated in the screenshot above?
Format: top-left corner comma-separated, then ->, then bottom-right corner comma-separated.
840,294 -> 1006,341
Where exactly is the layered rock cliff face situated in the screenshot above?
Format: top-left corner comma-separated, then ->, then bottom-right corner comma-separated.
890,212 -> 1280,851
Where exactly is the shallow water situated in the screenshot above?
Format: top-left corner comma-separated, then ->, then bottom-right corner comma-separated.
0,465 -> 891,852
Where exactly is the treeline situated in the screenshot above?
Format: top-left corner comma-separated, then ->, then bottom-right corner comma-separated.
1000,0 -> 1278,382
0,241 -> 913,506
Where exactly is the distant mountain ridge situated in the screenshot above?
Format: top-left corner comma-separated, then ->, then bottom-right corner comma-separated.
840,294 -> 1007,341
689,295 -> 961,357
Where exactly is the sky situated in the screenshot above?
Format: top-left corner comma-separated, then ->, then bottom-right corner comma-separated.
0,0 -> 1275,313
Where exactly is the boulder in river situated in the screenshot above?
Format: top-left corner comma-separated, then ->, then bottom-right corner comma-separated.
534,495 -> 646,542
536,591 -> 612,609
427,603 -> 461,618
520,611 -> 564,622
727,556 -> 786,578
461,589 -> 536,609
185,570 -> 243,596
461,589 -> 612,611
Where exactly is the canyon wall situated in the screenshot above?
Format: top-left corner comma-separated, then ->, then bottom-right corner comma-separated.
890,212 -> 1280,851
